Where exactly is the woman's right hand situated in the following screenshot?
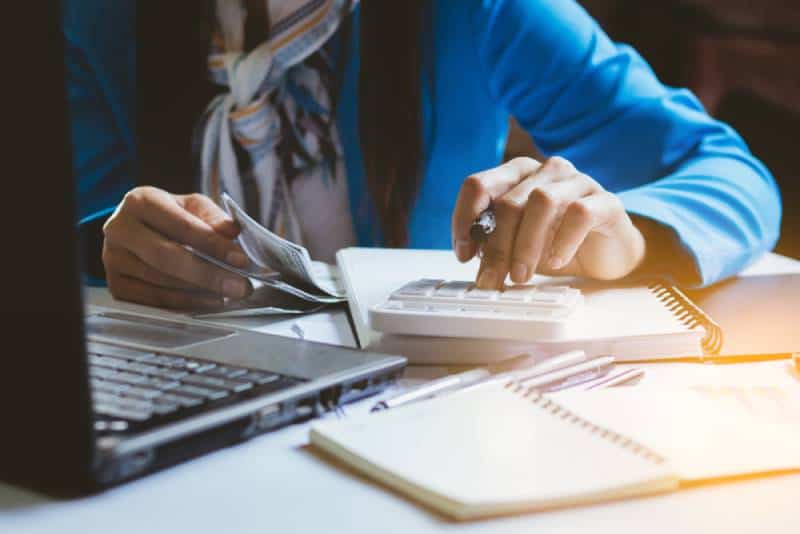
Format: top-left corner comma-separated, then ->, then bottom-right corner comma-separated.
102,186 -> 252,309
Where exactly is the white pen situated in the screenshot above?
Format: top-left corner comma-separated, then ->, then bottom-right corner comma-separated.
517,356 -> 616,391
583,367 -> 645,390
466,350 -> 588,391
370,368 -> 491,412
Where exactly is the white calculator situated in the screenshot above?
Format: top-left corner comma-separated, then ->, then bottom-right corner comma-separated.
370,279 -> 583,341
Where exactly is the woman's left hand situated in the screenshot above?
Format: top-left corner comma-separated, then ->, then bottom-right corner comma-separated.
451,156 -> 647,289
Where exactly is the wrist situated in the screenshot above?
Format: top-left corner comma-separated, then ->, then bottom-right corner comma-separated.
629,215 -> 700,286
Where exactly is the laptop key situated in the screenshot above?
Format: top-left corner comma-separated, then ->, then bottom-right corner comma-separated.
150,355 -> 187,368
185,361 -> 217,373
107,371 -> 147,385
204,366 -> 248,379
122,386 -> 163,401
151,401 -> 180,416
126,362 -> 164,375
93,391 -> 124,406
89,342 -> 155,361
89,366 -> 119,380
91,379 -> 131,396
173,384 -> 229,401
181,374 -> 229,389
156,392 -> 203,408
138,376 -> 180,391
95,403 -> 151,422
238,371 -> 281,385
147,367 -> 189,381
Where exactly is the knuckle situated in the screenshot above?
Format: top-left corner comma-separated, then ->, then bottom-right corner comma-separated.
567,200 -> 592,223
493,196 -> 525,218
545,156 -> 574,175
509,156 -> 538,168
575,172 -> 596,187
528,187 -> 557,211
122,187 -> 146,208
462,174 -> 488,198
101,217 -> 115,237
604,191 -> 624,211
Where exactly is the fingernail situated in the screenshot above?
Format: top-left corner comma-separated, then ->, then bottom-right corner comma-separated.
477,269 -> 499,289
222,278 -> 248,299
511,262 -> 529,283
226,250 -> 248,268
549,255 -> 564,270
454,239 -> 472,262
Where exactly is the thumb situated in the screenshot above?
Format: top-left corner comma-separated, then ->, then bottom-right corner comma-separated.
178,193 -> 240,239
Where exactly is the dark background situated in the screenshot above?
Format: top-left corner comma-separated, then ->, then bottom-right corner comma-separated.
580,0 -> 800,259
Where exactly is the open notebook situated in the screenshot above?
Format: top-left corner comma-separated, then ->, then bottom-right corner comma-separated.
337,247 -> 721,364
310,383 -> 800,520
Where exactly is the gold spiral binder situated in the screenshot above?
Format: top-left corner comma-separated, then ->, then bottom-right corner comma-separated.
525,391 -> 668,465
647,280 -> 723,355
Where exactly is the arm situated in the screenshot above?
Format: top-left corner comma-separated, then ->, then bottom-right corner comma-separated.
63,0 -> 136,280
472,0 -> 781,286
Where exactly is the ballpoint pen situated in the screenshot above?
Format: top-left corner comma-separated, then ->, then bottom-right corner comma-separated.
369,368 -> 490,412
583,367 -> 645,390
471,350 -> 588,391
370,351 -> 589,413
516,356 -> 616,391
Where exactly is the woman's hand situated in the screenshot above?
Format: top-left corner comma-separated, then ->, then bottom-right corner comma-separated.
451,157 -> 646,289
102,186 -> 252,309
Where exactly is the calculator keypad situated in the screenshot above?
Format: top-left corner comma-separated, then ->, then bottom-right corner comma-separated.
370,279 -> 583,341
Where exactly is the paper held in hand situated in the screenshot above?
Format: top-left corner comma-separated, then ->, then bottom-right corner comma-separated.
187,193 -> 346,310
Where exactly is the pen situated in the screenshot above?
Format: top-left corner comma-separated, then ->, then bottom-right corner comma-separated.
370,368 -> 491,412
480,350 -> 588,389
517,356 -> 616,391
583,367 -> 645,390
470,208 -> 496,243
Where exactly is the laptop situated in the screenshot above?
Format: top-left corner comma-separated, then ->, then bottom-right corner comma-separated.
0,3 -> 405,495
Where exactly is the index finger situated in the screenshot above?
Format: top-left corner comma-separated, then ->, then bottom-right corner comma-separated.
451,158 -> 541,262
124,187 -> 247,267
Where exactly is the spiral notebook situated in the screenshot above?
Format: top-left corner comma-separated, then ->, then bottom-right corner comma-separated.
336,248 -> 722,364
310,383 -> 800,520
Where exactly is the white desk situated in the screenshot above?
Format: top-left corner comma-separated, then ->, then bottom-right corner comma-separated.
2,253 -> 799,534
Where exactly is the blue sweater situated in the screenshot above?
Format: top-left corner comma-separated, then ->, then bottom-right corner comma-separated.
65,0 -> 781,287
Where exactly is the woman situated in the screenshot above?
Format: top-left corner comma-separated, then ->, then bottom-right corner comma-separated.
86,0 -> 780,309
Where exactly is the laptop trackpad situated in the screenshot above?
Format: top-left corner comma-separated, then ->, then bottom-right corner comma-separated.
86,312 -> 234,350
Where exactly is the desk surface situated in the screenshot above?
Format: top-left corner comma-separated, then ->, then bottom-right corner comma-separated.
2,253 -> 799,534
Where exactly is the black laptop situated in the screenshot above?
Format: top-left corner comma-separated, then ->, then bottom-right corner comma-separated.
0,3 -> 405,495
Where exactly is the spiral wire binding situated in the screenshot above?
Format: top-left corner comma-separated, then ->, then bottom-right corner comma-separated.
524,390 -> 668,465
647,280 -> 723,356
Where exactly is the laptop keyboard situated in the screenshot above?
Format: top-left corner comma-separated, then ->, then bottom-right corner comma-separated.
88,341 -> 301,433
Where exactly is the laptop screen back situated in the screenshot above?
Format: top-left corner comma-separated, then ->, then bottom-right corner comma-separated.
0,3 -> 94,491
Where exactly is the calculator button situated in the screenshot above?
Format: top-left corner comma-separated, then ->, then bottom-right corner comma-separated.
528,292 -> 563,304
499,286 -> 539,302
433,281 -> 472,298
539,285 -> 571,293
395,279 -> 443,297
463,288 -> 499,300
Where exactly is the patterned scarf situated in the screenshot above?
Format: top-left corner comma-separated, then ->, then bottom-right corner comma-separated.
199,0 -> 353,244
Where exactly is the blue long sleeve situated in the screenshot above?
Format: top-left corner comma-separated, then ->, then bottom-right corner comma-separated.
472,0 -> 781,286
63,0 -> 136,226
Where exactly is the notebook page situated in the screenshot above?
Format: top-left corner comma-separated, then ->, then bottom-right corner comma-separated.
553,386 -> 800,482
310,384 -> 676,519
564,284 -> 693,340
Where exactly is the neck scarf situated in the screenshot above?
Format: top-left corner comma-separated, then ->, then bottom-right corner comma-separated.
200,0 -> 353,243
